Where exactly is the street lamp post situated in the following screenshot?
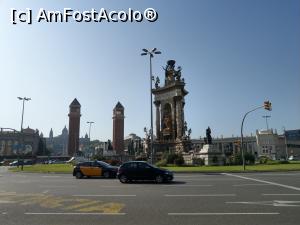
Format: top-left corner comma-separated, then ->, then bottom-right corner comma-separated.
240,101 -> 272,171
17,97 -> 31,170
262,115 -> 271,130
283,127 -> 288,160
87,121 -> 94,159
141,48 -> 161,164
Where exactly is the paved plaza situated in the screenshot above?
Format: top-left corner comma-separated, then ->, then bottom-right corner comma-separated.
0,168 -> 300,225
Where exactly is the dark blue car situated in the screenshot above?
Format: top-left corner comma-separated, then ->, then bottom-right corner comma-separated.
117,161 -> 173,183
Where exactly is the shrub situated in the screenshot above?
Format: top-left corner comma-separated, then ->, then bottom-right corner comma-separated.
244,152 -> 255,165
193,158 -> 205,166
166,153 -> 178,164
258,156 -> 270,164
174,154 -> 184,166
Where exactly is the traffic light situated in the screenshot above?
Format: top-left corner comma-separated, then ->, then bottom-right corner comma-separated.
264,101 -> 272,111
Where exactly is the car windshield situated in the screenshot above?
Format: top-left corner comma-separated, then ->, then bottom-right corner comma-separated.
96,161 -> 112,167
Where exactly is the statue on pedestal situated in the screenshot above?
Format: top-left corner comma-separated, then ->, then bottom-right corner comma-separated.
205,127 -> 212,145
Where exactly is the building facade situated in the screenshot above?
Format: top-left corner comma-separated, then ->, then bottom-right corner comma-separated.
0,127 -> 40,158
285,129 -> 300,159
124,133 -> 143,156
45,126 -> 68,156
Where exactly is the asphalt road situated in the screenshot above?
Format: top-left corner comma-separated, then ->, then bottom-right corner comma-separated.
1,168 -> 300,225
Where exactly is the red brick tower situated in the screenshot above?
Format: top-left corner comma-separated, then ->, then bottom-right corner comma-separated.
68,98 -> 81,156
112,102 -> 125,155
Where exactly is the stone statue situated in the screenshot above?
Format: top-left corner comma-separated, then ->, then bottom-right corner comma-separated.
188,128 -> 192,138
175,66 -> 182,81
155,76 -> 160,88
184,121 -> 188,132
163,115 -> 172,133
163,60 -> 176,84
206,127 -> 212,144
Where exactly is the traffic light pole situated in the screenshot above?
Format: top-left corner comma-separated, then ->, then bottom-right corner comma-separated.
240,106 -> 264,171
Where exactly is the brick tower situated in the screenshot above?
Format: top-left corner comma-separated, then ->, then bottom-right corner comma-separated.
112,102 -> 125,155
68,98 -> 81,156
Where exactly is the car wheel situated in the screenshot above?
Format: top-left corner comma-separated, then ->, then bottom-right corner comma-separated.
119,175 -> 128,183
75,171 -> 83,179
103,171 -> 110,178
155,175 -> 164,183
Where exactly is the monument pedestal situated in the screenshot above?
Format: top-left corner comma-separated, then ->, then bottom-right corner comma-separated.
198,144 -> 224,166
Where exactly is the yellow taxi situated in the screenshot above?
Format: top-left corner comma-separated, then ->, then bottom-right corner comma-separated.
73,161 -> 118,179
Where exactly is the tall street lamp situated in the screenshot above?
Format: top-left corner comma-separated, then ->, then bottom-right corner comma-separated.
240,101 -> 272,171
87,121 -> 94,159
17,97 -> 31,170
141,48 -> 161,164
262,115 -> 271,130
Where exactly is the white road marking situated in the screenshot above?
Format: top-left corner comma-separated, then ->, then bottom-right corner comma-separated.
227,200 -> 300,207
42,176 -> 61,178
25,212 -> 126,215
262,194 -> 300,196
39,185 -> 74,188
0,200 -> 16,203
168,212 -> 279,216
0,192 -> 16,196
223,173 -> 300,191
101,185 -> 143,188
165,194 -> 236,197
249,173 -> 300,176
233,184 -> 271,187
42,190 -> 49,194
72,194 -> 136,197
1,212 -> 7,215
179,178 -> 240,181
162,185 -> 213,187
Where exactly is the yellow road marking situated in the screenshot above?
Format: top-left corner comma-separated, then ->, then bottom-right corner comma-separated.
0,192 -> 125,213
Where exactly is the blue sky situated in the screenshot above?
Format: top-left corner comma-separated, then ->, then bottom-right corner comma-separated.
0,0 -> 299,141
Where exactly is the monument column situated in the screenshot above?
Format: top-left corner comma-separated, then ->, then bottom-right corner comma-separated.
154,101 -> 161,140
175,96 -> 183,139
171,100 -> 176,140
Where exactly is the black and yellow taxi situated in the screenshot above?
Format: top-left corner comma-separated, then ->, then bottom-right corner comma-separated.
73,160 -> 118,179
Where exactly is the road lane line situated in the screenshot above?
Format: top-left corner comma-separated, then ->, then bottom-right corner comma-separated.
165,194 -> 236,197
223,173 -> 300,191
162,185 -> 213,187
233,184 -> 271,187
0,200 -> 16,203
262,194 -> 300,196
72,195 -> 136,197
25,212 -> 126,215
42,176 -> 61,178
39,185 -> 74,188
168,212 -> 279,216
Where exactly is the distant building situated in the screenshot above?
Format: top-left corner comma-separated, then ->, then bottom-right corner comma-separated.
95,140 -> 116,157
124,133 -> 143,156
190,129 -> 299,161
256,129 -> 284,160
68,98 -> 81,156
191,135 -> 257,163
112,102 -> 125,155
285,129 -> 300,158
79,133 -> 89,154
0,127 -> 40,157
45,126 -> 68,156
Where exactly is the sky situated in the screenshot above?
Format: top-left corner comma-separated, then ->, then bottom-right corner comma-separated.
0,0 -> 299,141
